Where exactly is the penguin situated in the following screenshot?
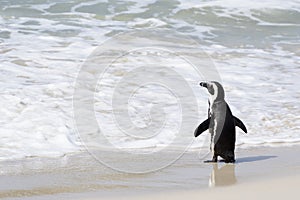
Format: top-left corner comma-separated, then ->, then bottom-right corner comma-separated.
194,81 -> 247,163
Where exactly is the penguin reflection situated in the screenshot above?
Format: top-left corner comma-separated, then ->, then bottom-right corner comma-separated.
209,163 -> 237,187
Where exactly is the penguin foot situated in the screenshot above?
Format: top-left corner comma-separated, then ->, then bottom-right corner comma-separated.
225,159 -> 235,163
204,155 -> 218,163
220,159 -> 235,163
204,160 -> 218,163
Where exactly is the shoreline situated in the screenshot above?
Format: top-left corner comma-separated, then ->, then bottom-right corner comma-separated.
0,144 -> 299,199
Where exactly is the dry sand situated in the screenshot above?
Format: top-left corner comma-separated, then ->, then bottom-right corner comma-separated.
0,145 -> 299,200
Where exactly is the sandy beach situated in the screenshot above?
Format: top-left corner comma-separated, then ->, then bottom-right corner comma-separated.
1,144 -> 299,200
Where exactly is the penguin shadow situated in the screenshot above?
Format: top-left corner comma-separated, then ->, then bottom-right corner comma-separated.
235,155 -> 277,163
208,163 -> 237,187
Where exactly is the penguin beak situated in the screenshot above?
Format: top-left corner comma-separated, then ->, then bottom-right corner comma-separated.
200,82 -> 208,88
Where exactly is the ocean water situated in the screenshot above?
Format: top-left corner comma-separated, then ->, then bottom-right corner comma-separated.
0,0 -> 300,161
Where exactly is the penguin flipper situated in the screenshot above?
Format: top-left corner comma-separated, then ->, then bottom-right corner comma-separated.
233,116 -> 247,133
194,117 -> 211,137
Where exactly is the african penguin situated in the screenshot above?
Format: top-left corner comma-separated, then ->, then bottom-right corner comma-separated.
194,81 -> 247,163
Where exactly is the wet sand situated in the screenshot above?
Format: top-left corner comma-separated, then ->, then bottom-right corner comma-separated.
105,174 -> 300,200
0,145 -> 299,199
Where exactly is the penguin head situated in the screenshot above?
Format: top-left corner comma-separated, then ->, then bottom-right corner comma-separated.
200,81 -> 225,101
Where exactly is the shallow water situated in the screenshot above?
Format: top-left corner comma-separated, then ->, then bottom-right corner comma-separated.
0,0 -> 300,161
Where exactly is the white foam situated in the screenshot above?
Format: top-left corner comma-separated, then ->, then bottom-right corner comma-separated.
129,18 -> 168,28
0,0 -> 299,161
